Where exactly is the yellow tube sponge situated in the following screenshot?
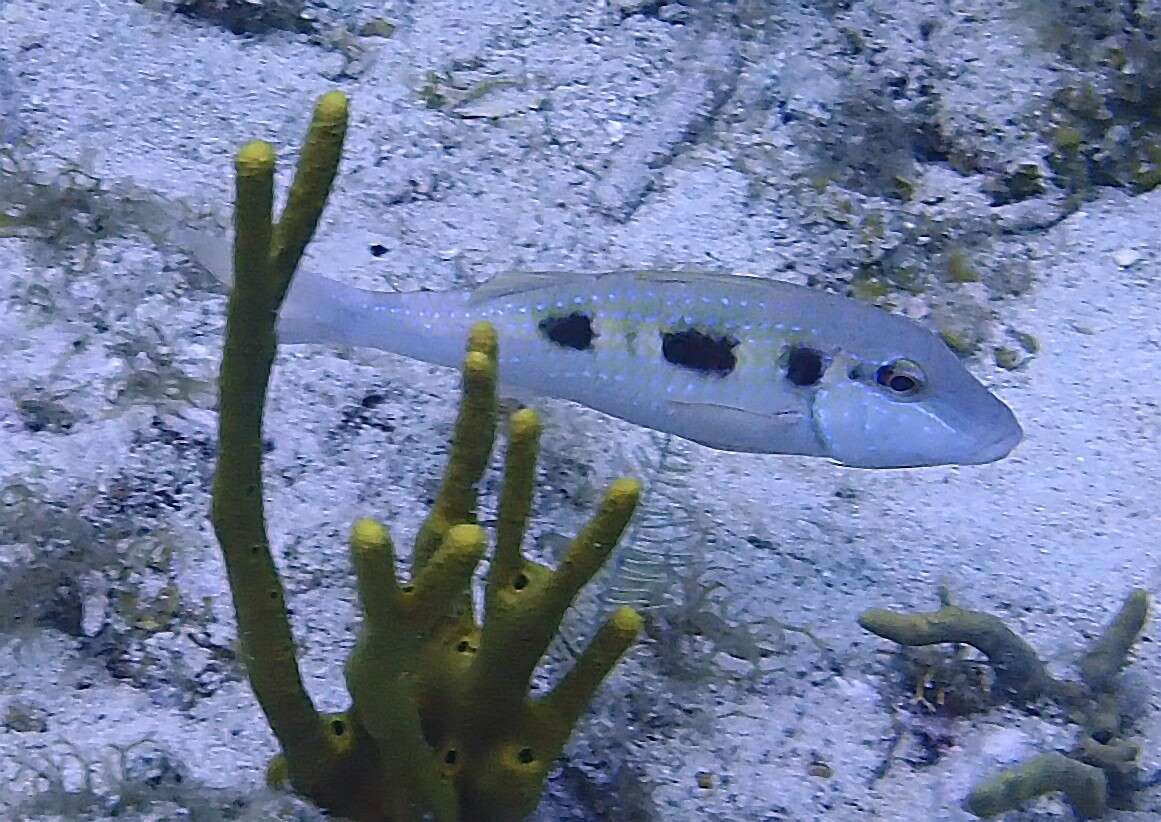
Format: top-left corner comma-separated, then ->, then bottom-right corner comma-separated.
965,752 -> 1107,818
341,334 -> 642,822
211,95 -> 349,803
413,329 -> 499,571
212,91 -> 642,822
1079,588 -> 1149,694
858,595 -> 1052,700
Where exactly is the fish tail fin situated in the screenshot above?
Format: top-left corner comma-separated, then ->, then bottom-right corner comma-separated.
276,268 -> 367,345
180,226 -> 365,347
180,225 -> 235,288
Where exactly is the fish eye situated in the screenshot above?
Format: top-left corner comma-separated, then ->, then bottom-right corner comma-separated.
875,359 -> 924,395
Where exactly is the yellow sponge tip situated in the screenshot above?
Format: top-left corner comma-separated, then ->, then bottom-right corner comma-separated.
467,321 -> 498,357
610,605 -> 644,636
314,90 -> 349,121
265,755 -> 289,788
509,407 -> 540,439
463,350 -> 496,384
350,517 -> 388,551
606,478 -> 642,509
235,140 -> 275,174
445,523 -> 487,557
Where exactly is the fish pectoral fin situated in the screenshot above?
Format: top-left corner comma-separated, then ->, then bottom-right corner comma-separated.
664,399 -> 811,453
665,398 -> 804,430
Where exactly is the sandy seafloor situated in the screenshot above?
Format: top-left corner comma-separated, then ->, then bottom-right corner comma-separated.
0,0 -> 1158,820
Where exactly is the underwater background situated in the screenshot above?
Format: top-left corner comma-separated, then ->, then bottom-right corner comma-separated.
0,0 -> 1158,819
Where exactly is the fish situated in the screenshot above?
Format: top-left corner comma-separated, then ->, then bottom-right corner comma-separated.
258,265 -> 1022,469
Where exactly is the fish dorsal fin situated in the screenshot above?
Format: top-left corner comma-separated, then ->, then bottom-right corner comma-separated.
625,268 -> 768,287
469,268 -> 774,305
628,269 -> 845,312
468,270 -> 594,304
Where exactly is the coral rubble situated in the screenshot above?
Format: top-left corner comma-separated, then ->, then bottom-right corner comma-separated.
860,587 -> 1151,818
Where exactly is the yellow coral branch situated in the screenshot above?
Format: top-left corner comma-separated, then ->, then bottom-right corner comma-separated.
545,478 -> 641,615
413,325 -> 499,570
349,517 -> 400,627
270,90 -> 348,301
408,524 -> 487,624
966,752 -> 1106,818
346,518 -> 460,822
214,93 -> 640,822
540,605 -> 643,733
212,101 -> 349,796
490,407 -> 540,589
858,601 -> 1052,700
472,477 -> 640,718
1080,588 -> 1149,693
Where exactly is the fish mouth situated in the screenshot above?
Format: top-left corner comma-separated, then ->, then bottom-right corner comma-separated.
965,415 -> 1023,465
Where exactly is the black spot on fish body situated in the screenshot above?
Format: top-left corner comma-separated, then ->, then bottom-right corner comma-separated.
539,312 -> 595,351
784,346 -> 826,386
660,328 -> 739,376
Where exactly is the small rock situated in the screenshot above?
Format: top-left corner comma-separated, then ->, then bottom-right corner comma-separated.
807,760 -> 834,778
1112,248 -> 1140,267
994,347 -> 1023,370
4,699 -> 49,732
357,19 -> 396,38
1012,330 -> 1040,354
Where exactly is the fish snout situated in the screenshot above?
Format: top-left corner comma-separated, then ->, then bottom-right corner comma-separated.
963,398 -> 1023,465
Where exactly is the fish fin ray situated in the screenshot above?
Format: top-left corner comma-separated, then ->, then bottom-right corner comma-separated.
625,269 -> 768,287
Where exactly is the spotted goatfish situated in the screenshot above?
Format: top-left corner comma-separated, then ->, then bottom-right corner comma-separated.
258,266 -> 1022,469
